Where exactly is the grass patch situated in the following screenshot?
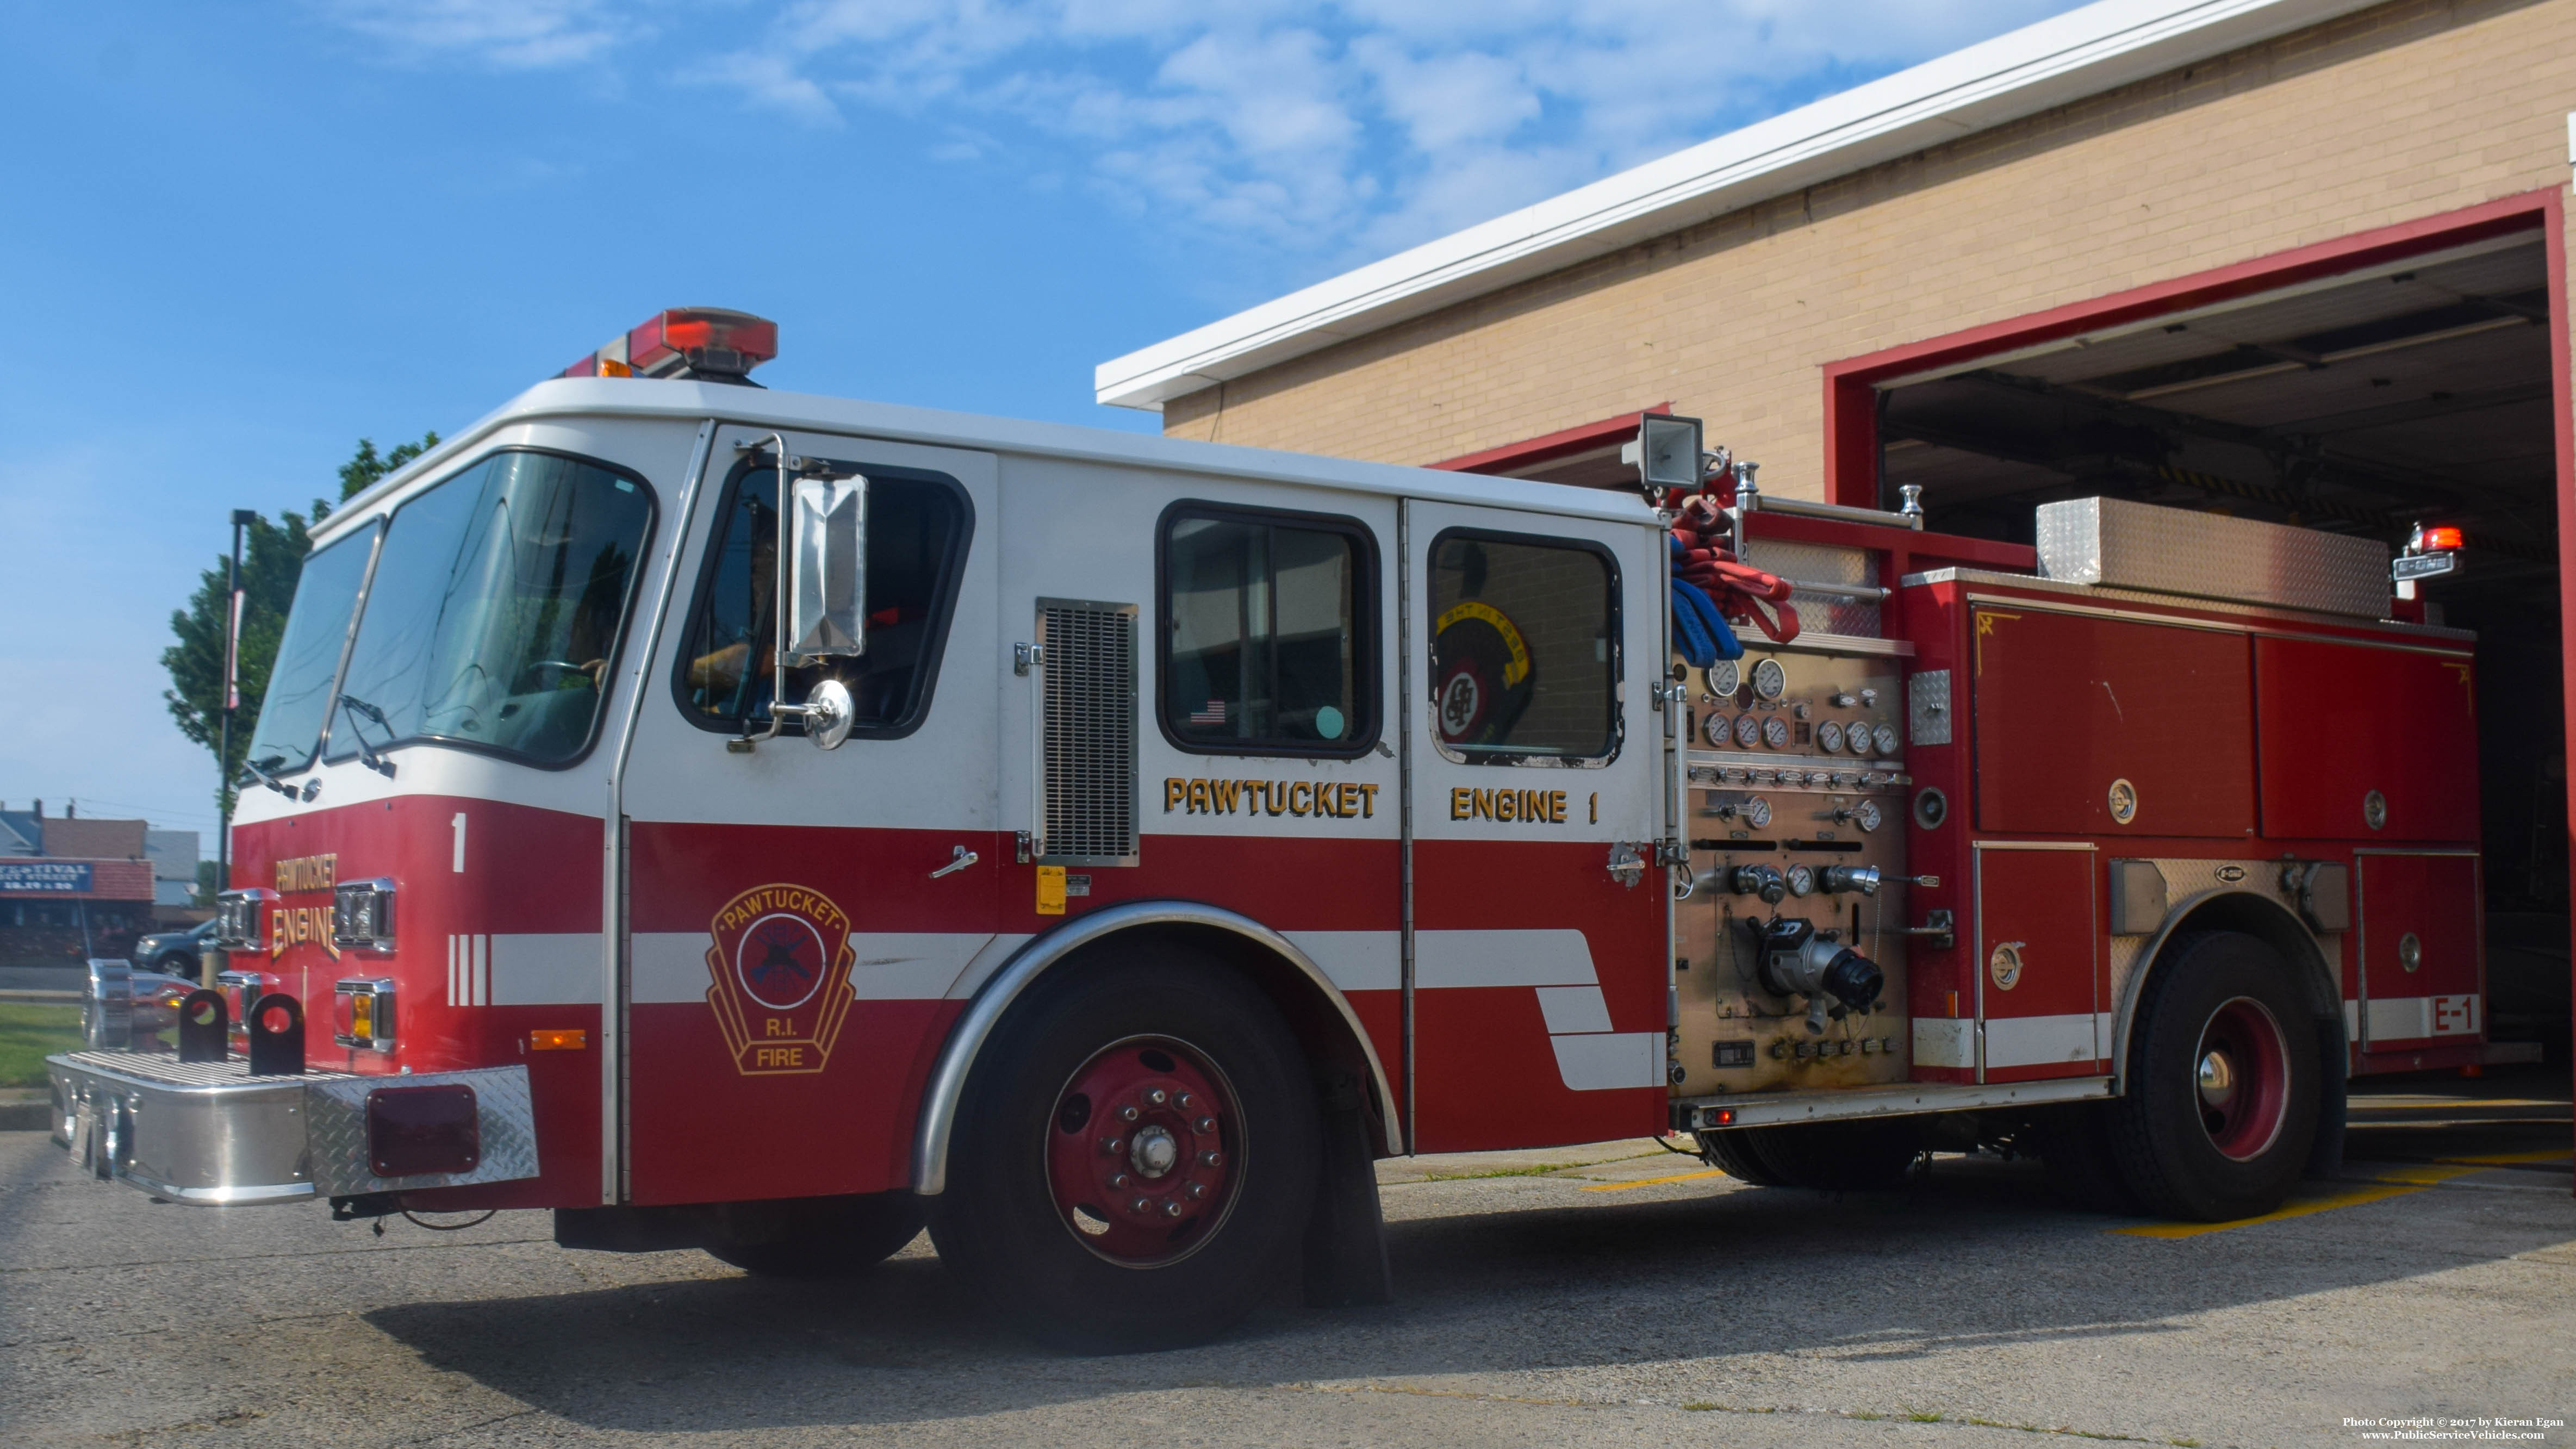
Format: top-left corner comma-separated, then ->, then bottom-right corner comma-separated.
1909,1411 -> 1945,1422
0,1003 -> 82,1087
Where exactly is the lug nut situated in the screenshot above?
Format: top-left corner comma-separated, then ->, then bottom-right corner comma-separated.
1146,1087 -> 1168,1106
1162,1201 -> 1185,1219
1185,1181 -> 1207,1201
1100,1136 -> 1124,1155
1175,1092 -> 1194,1110
1199,1150 -> 1223,1168
1130,1197 -> 1151,1216
1193,1115 -> 1216,1133
1109,1172 -> 1131,1189
1118,1105 -> 1140,1123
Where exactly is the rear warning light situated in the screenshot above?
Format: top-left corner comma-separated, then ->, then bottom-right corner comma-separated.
528,1028 -> 587,1051
2417,525 -> 2465,551
561,307 -> 776,385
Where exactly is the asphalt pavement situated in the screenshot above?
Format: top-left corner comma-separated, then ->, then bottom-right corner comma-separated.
1,1069 -> 2567,1448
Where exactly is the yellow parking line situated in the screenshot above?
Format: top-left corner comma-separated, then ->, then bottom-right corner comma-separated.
1581,1168 -> 1731,1192
2434,1148 -> 2572,1167
2112,1161 -> 2511,1238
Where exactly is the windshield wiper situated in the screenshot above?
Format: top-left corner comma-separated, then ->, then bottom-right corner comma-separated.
238,756 -> 300,799
337,695 -> 400,779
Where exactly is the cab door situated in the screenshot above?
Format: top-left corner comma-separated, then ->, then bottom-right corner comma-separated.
1402,498 -> 1667,1151
618,425 -> 1000,1205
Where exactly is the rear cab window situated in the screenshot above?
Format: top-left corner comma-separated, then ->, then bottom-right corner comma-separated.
1427,529 -> 1620,764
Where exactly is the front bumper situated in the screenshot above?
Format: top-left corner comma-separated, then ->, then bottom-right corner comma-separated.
47,1052 -> 540,1207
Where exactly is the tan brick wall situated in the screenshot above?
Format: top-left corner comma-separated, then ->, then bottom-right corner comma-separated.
1161,0 -> 2574,501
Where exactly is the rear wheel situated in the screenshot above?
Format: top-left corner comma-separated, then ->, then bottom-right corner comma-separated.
702,1192 -> 924,1277
931,946 -> 1318,1352
1697,1129 -> 1790,1186
2108,931 -> 2320,1221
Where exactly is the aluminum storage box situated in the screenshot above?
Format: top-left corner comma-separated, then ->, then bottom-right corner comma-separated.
2034,496 -> 2392,618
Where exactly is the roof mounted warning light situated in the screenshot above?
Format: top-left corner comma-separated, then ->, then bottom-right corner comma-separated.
562,307 -> 778,387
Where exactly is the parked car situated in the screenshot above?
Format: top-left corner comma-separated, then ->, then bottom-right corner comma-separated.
128,919 -> 214,978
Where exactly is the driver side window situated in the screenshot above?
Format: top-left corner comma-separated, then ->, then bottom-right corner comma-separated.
672,458 -> 971,739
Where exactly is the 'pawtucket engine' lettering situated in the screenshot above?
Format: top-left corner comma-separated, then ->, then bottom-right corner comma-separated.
1163,778 -> 1380,819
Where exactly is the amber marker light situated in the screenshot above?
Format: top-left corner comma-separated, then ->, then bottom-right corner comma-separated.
529,1029 -> 588,1051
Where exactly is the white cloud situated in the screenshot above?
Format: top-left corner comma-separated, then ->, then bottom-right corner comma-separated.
319,1 -> 2085,259
319,0 -> 640,69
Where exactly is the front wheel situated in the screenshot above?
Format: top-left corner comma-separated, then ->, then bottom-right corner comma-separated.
2108,931 -> 2320,1221
930,945 -> 1319,1352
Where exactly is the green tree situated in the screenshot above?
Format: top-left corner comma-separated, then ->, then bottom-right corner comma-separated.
161,433 -> 438,816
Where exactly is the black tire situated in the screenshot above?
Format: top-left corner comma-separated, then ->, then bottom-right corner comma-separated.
930,945 -> 1319,1353
703,1192 -> 924,1277
1697,1129 -> 1791,1186
1737,1118 -> 1925,1191
2108,931 -> 2320,1221
152,950 -> 198,978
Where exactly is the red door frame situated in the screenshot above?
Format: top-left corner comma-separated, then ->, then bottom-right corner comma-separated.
1822,189 -> 2575,1186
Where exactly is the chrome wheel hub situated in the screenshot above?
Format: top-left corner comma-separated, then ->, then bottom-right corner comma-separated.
1130,1124 -> 1179,1179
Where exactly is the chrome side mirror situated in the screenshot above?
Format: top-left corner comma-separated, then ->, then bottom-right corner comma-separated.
789,475 -> 867,663
802,677 -> 854,750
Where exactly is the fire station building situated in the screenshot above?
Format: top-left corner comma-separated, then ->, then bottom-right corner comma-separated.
1097,0 -> 2576,1051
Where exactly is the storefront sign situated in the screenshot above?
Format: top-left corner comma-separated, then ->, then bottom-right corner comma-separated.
0,861 -> 93,894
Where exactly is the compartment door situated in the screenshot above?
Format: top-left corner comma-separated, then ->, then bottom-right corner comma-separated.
1974,844 -> 2103,1083
2356,851 -> 2483,1050
2256,637 -> 2478,842
1403,499 -> 1666,1152
1971,607 -> 2254,839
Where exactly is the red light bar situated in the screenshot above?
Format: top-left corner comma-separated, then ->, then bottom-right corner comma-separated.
561,307 -> 776,384
2418,525 -> 2465,552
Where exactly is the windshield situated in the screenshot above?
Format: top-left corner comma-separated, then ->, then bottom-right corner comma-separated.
243,528 -> 377,775
331,450 -> 653,767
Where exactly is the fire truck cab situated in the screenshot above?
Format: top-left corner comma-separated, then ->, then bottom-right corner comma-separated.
50,310 -> 2505,1350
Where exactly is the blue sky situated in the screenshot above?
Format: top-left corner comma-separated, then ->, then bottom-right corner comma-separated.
0,0 -> 2082,844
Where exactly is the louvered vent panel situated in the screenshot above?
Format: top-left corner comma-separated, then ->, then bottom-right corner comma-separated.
1039,600 -> 1138,864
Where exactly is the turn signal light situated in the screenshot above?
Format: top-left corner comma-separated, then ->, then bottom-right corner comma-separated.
529,1028 -> 587,1051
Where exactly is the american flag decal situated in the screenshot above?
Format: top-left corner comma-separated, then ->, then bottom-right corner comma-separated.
1188,698 -> 1227,724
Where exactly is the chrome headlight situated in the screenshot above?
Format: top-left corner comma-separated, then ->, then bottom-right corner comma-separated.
331,878 -> 396,953
213,888 -> 274,950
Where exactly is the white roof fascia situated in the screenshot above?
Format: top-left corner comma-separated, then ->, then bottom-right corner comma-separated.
1093,0 -> 2386,411
308,377 -> 1657,549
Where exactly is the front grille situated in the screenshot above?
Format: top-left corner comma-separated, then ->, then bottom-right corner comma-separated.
1038,599 -> 1139,865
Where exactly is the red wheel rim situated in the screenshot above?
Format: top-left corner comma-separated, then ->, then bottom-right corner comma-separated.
1044,1036 -> 1239,1266
2194,996 -> 2289,1161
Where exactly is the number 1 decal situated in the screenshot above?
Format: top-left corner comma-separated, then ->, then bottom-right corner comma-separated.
452,812 -> 468,873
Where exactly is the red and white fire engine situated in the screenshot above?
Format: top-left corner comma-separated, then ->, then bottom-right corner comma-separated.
51,309 -> 2507,1349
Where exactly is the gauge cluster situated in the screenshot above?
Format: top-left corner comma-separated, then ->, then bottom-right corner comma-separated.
1678,643 -> 1915,1100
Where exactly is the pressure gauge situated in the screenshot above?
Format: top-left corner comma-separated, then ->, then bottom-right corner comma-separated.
1873,724 -> 1901,757
1702,712 -> 1731,747
1741,796 -> 1773,829
1751,658 -> 1787,702
1848,726 -> 1875,757
1733,713 -> 1762,748
1762,716 -> 1790,749
1816,721 -> 1845,754
1784,863 -> 1816,897
1706,658 -> 1741,699
1853,799 -> 1883,832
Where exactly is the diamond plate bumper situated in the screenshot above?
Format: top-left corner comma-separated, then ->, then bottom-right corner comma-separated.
45,1052 -> 539,1207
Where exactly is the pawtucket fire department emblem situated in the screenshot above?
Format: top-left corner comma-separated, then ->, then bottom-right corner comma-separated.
704,884 -> 858,1075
